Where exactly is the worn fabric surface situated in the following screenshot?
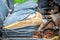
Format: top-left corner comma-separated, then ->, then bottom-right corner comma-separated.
3,0 -> 38,37
6,0 -> 14,10
14,0 -> 37,12
0,0 -> 9,21
4,0 -> 37,26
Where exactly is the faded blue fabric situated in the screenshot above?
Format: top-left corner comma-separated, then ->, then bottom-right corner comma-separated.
0,0 -> 9,21
3,0 -> 60,37
3,0 -> 38,37
0,12 -> 4,21
4,26 -> 38,36
6,0 -> 14,11
4,9 -> 36,26
4,0 -> 37,26
14,0 -> 37,12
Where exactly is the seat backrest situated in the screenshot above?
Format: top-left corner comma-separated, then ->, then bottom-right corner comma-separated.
0,0 -> 9,20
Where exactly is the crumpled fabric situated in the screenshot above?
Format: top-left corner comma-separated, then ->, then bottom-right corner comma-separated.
6,0 -> 14,10
14,0 -> 37,12
4,0 -> 37,26
4,9 -> 36,26
0,0 -> 9,21
3,0 -> 38,36
4,25 -> 38,36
